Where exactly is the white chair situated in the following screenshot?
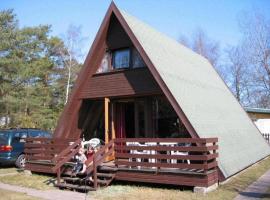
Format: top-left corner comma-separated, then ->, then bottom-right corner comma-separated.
82,138 -> 101,149
126,142 -> 149,169
160,142 -> 177,163
145,142 -> 157,164
171,143 -> 191,164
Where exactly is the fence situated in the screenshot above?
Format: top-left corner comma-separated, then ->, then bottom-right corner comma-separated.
114,138 -> 218,174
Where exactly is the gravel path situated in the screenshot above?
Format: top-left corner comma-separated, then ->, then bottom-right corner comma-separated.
234,169 -> 270,200
0,182 -> 91,200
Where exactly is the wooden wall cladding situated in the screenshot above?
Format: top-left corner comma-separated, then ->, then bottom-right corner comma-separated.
79,68 -> 162,99
106,14 -> 132,50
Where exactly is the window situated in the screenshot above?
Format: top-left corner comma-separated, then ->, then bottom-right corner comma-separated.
113,49 -> 130,69
12,132 -> 27,143
96,52 -> 110,73
152,97 -> 189,138
132,48 -> 146,68
29,131 -> 43,138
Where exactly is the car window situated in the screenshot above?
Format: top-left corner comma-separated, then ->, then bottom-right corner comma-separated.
0,132 -> 9,145
43,132 -> 52,138
12,132 -> 27,143
29,131 -> 43,138
19,132 -> 27,142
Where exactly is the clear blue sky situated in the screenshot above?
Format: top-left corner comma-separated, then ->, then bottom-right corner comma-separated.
1,0 -> 270,61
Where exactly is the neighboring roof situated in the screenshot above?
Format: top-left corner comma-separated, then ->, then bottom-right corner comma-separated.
245,107 -> 270,114
118,9 -> 270,178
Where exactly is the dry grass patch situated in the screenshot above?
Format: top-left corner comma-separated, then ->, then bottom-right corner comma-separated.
0,171 -> 56,190
0,188 -> 40,200
90,156 -> 270,200
0,167 -> 18,175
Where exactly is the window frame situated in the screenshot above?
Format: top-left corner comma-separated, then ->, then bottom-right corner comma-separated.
112,48 -> 131,70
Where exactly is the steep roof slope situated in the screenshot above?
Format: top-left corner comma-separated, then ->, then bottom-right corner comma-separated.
119,10 -> 270,178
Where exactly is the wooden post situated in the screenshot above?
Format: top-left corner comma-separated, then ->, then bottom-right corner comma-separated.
105,98 -> 110,144
202,142 -> 207,174
93,155 -> 98,189
109,102 -> 116,160
144,98 -> 153,137
213,141 -> 217,174
57,167 -> 61,185
134,100 -> 139,138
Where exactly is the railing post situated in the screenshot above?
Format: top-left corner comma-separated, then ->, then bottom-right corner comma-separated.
93,155 -> 97,190
57,167 -> 61,185
202,142 -> 207,174
213,141 -> 217,170
156,142 -> 160,174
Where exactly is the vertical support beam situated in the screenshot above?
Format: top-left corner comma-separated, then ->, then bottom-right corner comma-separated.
108,102 -> 116,161
213,141 -> 218,181
202,142 -> 207,174
57,167 -> 61,185
134,100 -> 139,138
105,98 -> 110,144
144,98 -> 153,137
93,155 -> 97,190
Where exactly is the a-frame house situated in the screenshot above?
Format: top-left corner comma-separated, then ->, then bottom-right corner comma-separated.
25,2 -> 270,191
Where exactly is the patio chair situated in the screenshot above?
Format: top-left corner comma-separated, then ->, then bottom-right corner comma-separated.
171,143 -> 191,164
126,142 -> 150,169
145,142 -> 157,164
159,142 -> 177,163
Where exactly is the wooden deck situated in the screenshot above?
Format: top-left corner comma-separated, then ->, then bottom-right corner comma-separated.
25,137 -> 219,189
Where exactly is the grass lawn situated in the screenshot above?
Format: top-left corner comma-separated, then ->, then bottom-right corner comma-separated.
89,156 -> 270,200
0,167 -> 19,174
0,168 -> 56,190
0,188 -> 40,200
0,156 -> 269,199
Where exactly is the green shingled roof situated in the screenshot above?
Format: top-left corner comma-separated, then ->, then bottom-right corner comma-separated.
245,107 -> 270,114
119,10 -> 270,178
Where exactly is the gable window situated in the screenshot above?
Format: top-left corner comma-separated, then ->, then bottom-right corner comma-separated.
132,47 -> 146,68
113,48 -> 130,69
96,52 -> 110,73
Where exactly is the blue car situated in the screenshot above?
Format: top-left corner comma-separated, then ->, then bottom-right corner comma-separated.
0,128 -> 51,168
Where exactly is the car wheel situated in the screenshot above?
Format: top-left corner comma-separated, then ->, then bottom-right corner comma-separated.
15,154 -> 26,168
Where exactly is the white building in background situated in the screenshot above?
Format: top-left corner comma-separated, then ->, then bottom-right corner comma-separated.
245,107 -> 270,133
0,116 -> 10,127
254,119 -> 270,133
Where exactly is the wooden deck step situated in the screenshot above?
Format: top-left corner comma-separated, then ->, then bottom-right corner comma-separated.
97,173 -> 115,178
56,183 -> 95,191
63,162 -> 75,166
62,177 -> 82,182
98,166 -> 118,172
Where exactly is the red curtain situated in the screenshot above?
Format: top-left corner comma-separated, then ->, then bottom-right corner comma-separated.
115,103 -> 126,139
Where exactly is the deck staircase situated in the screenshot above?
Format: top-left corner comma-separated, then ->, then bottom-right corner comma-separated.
53,139 -> 115,192
56,165 -> 116,192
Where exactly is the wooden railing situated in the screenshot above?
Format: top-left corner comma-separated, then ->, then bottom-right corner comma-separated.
114,138 -> 218,174
91,139 -> 114,189
52,139 -> 82,184
25,138 -> 74,162
262,133 -> 270,143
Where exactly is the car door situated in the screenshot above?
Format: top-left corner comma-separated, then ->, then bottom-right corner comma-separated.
11,131 -> 27,158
